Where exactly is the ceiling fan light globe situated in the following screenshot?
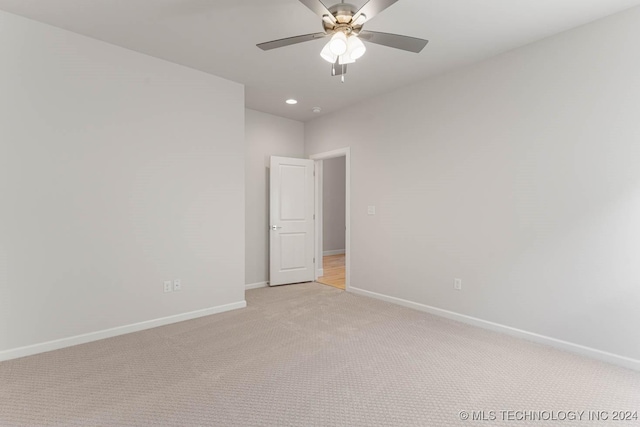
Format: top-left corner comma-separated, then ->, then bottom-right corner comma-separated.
328,32 -> 348,56
351,46 -> 366,60
347,36 -> 366,60
338,54 -> 356,65
320,43 -> 338,63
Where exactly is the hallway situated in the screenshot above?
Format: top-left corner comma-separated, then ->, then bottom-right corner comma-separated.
317,254 -> 345,290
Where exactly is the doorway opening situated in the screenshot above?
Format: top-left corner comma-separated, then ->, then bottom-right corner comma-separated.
310,148 -> 351,291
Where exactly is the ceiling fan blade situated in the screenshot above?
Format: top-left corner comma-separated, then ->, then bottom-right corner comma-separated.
298,0 -> 337,24
257,32 -> 328,51
352,0 -> 399,24
359,30 -> 429,53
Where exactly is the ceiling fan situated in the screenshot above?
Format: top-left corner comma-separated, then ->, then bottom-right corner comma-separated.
257,0 -> 428,80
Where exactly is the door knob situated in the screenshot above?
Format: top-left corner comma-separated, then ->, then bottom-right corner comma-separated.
271,225 -> 282,231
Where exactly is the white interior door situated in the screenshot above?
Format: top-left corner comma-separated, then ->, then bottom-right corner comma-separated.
270,156 -> 315,286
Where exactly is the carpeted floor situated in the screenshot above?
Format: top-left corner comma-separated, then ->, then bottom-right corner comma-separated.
1,282 -> 639,426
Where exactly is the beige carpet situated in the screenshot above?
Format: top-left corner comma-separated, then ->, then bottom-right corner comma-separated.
1,282 -> 639,426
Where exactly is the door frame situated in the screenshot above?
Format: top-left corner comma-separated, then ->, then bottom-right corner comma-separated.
310,147 -> 351,291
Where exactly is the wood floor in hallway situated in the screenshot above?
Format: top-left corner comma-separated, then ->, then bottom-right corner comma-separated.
317,254 -> 345,290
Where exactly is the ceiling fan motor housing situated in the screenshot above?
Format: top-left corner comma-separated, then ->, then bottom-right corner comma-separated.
323,3 -> 363,35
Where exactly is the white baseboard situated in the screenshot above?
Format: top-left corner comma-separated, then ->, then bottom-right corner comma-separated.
349,287 -> 639,372
0,301 -> 247,362
245,281 -> 268,290
323,249 -> 345,256
317,268 -> 324,278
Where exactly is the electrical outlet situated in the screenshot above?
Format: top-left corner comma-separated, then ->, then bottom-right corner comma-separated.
173,279 -> 182,292
454,278 -> 462,291
368,206 -> 376,215
164,281 -> 173,293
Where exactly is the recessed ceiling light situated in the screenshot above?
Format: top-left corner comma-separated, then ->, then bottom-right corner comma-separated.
286,99 -> 298,105
312,107 -> 322,113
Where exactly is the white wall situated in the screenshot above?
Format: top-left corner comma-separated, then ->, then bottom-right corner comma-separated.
0,11 -> 245,356
322,157 -> 346,253
305,7 -> 640,363
245,109 -> 304,286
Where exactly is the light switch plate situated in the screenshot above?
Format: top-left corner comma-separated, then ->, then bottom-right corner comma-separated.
367,206 -> 376,215
164,281 -> 173,293
173,279 -> 182,292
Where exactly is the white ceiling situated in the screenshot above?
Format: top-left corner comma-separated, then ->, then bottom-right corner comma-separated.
1,0 -> 639,121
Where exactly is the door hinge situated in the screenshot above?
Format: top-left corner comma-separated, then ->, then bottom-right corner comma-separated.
313,214 -> 315,220
313,258 -> 316,264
